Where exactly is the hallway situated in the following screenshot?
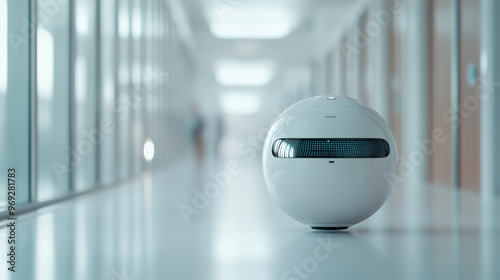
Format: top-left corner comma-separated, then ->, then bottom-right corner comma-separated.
2,0 -> 500,279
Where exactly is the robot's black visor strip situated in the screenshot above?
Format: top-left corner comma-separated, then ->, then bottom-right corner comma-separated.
272,138 -> 390,158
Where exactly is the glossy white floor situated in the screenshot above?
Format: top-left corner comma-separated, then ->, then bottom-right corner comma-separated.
1,150 -> 499,280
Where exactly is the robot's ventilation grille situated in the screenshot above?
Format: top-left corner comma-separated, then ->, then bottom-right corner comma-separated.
272,139 -> 390,158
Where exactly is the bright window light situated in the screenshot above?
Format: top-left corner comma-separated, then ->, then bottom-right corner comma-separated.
132,9 -> 141,39
76,0 -> 88,36
220,92 -> 261,115
208,8 -> 297,39
37,27 -> 54,100
215,60 -> 274,87
143,139 -> 155,161
75,55 -> 87,103
103,77 -> 114,105
0,0 -> 7,94
118,4 -> 129,38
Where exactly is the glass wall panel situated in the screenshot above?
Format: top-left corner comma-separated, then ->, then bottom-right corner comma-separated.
0,0 -> 189,214
0,0 -> 31,210
0,0 -> 6,95
150,0 -> 158,169
74,0 -> 98,192
0,0 -> 8,210
99,0 -> 117,185
131,0 -> 143,174
143,0 -> 153,170
157,0 -> 166,166
37,0 -> 71,201
117,0 -> 132,180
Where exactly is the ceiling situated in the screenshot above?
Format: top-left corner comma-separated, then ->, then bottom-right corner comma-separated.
176,0 -> 371,115
181,0 -> 371,65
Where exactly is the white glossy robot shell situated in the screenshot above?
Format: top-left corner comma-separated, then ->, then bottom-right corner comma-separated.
262,96 -> 398,230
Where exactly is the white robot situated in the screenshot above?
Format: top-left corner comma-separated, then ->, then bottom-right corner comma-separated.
262,96 -> 398,230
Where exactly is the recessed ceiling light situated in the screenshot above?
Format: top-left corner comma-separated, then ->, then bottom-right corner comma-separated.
220,92 -> 261,115
215,60 -> 274,87
207,8 -> 298,39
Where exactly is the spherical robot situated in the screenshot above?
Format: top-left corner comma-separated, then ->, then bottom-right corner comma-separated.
262,96 -> 398,230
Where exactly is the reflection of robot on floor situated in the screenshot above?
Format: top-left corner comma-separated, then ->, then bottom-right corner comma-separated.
262,96 -> 398,230
275,231 -> 398,280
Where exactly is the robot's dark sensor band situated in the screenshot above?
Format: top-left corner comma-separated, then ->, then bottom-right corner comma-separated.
272,138 -> 390,158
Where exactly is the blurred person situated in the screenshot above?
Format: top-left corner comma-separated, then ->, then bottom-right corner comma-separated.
190,102 -> 205,161
212,113 -> 225,158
